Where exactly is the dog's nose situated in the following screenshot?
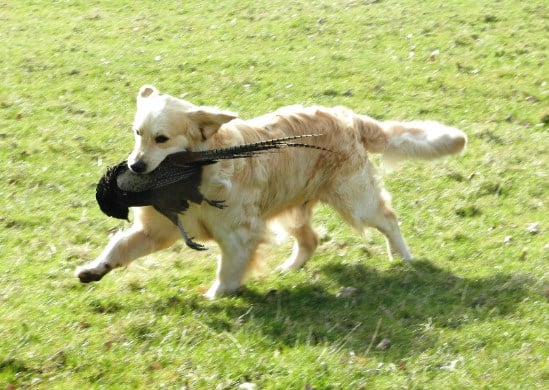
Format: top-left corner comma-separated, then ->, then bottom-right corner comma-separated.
129,160 -> 147,173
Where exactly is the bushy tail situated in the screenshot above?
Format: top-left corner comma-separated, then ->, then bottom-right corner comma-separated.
354,115 -> 467,165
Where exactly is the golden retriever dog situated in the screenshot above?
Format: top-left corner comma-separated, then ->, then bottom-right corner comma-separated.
76,85 -> 466,298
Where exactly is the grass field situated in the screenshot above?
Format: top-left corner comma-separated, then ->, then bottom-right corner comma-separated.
1,0 -> 547,388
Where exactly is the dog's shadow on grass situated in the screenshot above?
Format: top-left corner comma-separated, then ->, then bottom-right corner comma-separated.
195,259 -> 534,358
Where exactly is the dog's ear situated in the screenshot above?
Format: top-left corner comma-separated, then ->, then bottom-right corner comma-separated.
136,85 -> 159,106
188,107 -> 238,139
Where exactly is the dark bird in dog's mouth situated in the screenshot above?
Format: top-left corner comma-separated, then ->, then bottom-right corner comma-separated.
96,135 -> 327,251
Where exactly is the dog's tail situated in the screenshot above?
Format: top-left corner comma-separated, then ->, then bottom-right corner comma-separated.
354,114 -> 467,165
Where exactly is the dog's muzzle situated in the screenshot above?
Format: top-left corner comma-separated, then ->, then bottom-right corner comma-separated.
129,160 -> 147,174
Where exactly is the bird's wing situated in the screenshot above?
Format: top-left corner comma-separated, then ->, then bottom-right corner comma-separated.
116,162 -> 206,192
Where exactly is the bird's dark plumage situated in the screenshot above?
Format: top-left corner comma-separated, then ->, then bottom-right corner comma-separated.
96,135 -> 327,250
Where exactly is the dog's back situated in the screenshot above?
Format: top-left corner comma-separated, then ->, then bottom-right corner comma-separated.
202,105 -> 466,218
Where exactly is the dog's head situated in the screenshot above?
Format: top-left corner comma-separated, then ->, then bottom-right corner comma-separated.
128,85 -> 238,173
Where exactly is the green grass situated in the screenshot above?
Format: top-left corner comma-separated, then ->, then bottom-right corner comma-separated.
1,0 -> 547,388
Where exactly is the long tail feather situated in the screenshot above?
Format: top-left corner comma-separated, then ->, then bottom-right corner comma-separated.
167,134 -> 328,164
116,134 -> 329,193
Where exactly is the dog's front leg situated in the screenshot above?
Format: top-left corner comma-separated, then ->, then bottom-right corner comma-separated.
204,226 -> 263,299
76,207 -> 179,283
76,227 -> 152,282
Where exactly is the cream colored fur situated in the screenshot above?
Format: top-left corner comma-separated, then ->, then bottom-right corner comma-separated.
76,85 -> 467,298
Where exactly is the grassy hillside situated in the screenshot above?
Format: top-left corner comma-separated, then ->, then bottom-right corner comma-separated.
1,0 -> 547,388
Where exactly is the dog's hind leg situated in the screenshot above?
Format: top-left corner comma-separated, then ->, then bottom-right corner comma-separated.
76,206 -> 180,283
275,202 -> 319,271
368,199 -> 412,262
325,170 -> 412,262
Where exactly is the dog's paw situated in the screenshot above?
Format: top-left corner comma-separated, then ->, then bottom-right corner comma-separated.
203,288 -> 219,300
77,270 -> 105,283
276,252 -> 311,273
275,262 -> 298,273
203,280 -> 240,299
75,263 -> 111,283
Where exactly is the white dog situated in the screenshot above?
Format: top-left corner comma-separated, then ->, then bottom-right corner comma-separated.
76,85 -> 466,298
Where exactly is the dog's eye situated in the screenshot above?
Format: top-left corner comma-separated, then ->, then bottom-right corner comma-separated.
135,129 -> 141,136
155,135 -> 169,144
